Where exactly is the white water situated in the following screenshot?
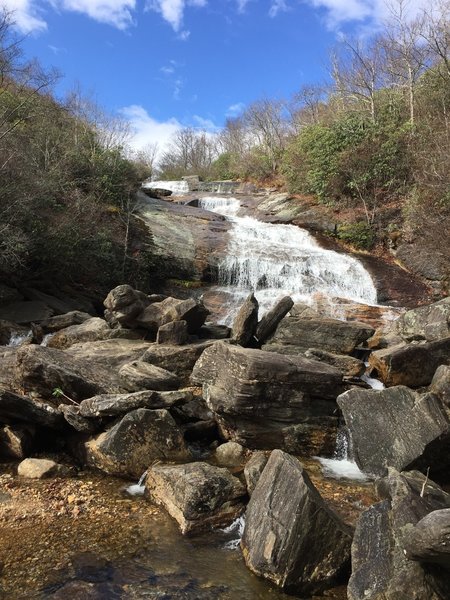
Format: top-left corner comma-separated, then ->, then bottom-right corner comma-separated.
125,470 -> 148,496
199,196 -> 377,323
316,427 -> 368,481
143,180 -> 189,194
7,330 -> 31,347
221,516 -> 245,550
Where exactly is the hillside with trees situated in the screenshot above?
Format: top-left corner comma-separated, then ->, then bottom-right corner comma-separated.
0,11 -> 155,298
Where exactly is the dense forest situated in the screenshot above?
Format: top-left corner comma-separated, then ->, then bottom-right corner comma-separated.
0,11 -> 155,296
158,0 -> 450,261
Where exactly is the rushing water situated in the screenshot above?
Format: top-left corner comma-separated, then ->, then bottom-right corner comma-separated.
143,180 -> 189,194
316,427 -> 368,482
199,196 -> 377,324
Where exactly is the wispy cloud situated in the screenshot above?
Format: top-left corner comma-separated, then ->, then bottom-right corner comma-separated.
121,104 -> 182,154
146,0 -> 206,32
269,0 -> 288,18
192,114 -> 219,131
1,0 -> 47,33
226,102 -> 245,116
49,0 -> 137,29
236,0 -> 252,13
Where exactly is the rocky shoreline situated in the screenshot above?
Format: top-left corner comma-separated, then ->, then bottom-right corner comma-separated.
0,280 -> 449,598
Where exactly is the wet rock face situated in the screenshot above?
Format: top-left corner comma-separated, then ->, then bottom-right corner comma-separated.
263,308 -> 374,355
191,341 -> 344,455
337,386 -> 450,478
145,461 -> 246,534
84,408 -> 191,478
348,469 -> 450,600
369,338 -> 450,388
242,450 -> 353,596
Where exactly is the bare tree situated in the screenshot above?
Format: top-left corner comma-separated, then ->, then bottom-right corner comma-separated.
421,0 -> 450,81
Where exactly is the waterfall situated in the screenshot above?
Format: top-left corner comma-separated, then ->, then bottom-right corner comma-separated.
143,180 -> 189,194
199,196 -> 377,323
316,427 -> 368,481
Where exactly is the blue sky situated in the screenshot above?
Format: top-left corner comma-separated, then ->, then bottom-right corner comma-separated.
3,0 -> 427,152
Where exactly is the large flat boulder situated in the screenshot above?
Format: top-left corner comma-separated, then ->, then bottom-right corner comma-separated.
40,311 -> 93,333
263,308 -> 374,355
15,345 -> 122,401
337,386 -> 450,478
191,341 -> 344,455
145,461 -> 246,534
136,297 -> 209,335
84,408 -> 191,478
369,338 -> 450,387
65,339 -> 151,372
348,469 -> 450,600
47,318 -> 139,350
242,450 -> 353,595
118,361 -> 180,392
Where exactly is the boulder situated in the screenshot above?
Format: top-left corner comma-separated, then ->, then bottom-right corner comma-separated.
215,441 -> 246,466
40,311 -> 93,333
59,405 -> 99,434
0,424 -> 35,459
244,451 -> 268,496
369,338 -> 450,387
17,458 -> 69,479
136,297 -> 209,335
242,450 -> 353,595
348,469 -> 450,600
395,297 -> 450,342
0,301 -> 54,324
255,296 -> 294,345
15,345 -> 121,401
430,365 -> 450,408
197,324 -> 230,340
191,341 -> 344,455
65,339 -> 151,372
304,348 -> 365,378
79,390 -> 188,418
118,360 -> 180,392
0,389 -> 64,429
337,386 -> 450,478
84,408 -> 190,478
142,340 -> 214,384
47,318 -> 138,350
103,284 -> 148,327
263,310 -> 374,355
231,293 -> 259,346
145,461 -> 246,534
403,509 -> 450,569
156,320 -> 188,345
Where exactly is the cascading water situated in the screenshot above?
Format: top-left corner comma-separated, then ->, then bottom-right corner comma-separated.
316,426 -> 368,481
143,180 -> 189,194
199,196 -> 377,324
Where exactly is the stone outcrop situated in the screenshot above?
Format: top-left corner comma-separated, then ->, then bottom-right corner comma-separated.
304,348 -> 365,377
47,317 -> 140,350
103,284 -> 149,327
348,469 -> 450,600
242,450 -> 353,595
263,306 -> 374,355
136,297 -> 209,335
337,386 -> 450,478
156,320 -> 188,345
145,461 -> 246,534
118,360 -> 180,392
142,340 -> 214,383
369,338 -> 450,387
84,408 -> 190,478
231,293 -> 258,346
395,297 -> 450,342
40,311 -> 93,333
191,341 -> 344,455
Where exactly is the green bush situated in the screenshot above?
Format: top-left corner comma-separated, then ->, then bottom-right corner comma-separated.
337,222 -> 376,250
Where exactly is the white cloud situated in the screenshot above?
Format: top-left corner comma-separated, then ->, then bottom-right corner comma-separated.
1,0 -> 47,33
146,0 -> 206,32
121,104 -> 182,155
269,0 -> 288,18
192,114 -> 219,131
226,102 -> 245,116
49,0 -> 136,29
236,0 -> 251,13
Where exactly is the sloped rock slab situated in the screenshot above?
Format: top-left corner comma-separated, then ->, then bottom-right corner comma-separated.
145,461 -> 246,534
142,340 -> 215,384
337,386 -> 450,478
348,469 -> 450,600
242,449 -> 353,595
118,360 -> 180,392
191,341 -> 344,455
79,390 -> 189,418
255,296 -> 294,345
231,293 -> 258,346
0,389 -> 64,429
395,297 -> 450,342
84,408 -> 191,478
